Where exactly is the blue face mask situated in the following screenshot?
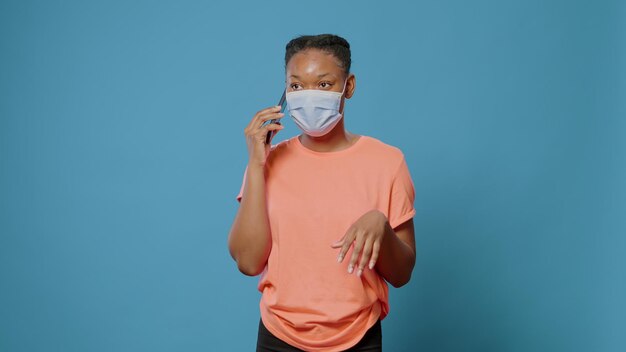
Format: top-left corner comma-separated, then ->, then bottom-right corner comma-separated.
285,78 -> 348,137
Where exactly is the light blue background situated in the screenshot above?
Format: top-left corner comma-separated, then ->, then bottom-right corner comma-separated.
1,1 -> 624,351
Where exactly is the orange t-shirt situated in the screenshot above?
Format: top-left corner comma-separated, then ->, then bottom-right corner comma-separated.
236,134 -> 416,351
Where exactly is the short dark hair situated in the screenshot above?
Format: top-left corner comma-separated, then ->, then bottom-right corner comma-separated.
285,34 -> 351,75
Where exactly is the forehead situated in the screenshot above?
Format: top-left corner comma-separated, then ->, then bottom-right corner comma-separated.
286,49 -> 343,77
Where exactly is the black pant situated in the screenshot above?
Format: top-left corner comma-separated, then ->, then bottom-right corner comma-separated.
256,317 -> 382,352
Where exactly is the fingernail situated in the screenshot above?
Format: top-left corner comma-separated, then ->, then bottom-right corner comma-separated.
369,261 -> 374,269
357,268 -> 363,277
337,255 -> 343,262
348,265 -> 353,274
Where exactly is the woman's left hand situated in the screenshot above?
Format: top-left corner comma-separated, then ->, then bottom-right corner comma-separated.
330,209 -> 389,277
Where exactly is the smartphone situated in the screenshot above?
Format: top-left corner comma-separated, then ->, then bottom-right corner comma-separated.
263,90 -> 287,145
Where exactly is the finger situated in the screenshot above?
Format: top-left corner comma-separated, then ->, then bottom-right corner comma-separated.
259,111 -> 285,123
369,240 -> 381,270
330,235 -> 345,248
254,109 -> 283,126
255,124 -> 284,142
264,123 -> 284,144
336,229 -> 355,263
348,232 -> 366,274
262,122 -> 285,131
356,238 -> 374,277
246,114 -> 282,134
254,113 -> 285,131
254,105 -> 282,119
248,106 -> 282,130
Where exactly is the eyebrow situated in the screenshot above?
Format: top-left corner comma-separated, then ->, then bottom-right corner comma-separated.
289,73 -> 334,79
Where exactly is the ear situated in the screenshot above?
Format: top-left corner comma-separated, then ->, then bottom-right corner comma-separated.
345,73 -> 356,99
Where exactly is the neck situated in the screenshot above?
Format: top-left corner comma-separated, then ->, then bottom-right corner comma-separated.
298,118 -> 358,153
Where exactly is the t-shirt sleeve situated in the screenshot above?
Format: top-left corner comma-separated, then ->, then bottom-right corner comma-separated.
236,166 -> 247,203
387,155 -> 416,229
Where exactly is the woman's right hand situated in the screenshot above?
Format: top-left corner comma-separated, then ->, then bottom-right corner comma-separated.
244,105 -> 285,167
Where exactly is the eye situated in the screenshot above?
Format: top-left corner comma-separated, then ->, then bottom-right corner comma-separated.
290,83 -> 302,90
319,82 -> 332,89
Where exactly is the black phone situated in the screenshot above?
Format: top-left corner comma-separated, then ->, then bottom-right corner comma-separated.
264,90 -> 287,145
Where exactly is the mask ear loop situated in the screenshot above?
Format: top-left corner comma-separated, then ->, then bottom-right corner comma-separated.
339,75 -> 349,114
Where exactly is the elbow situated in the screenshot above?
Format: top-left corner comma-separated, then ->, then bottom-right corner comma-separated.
228,247 -> 264,276
227,227 -> 270,277
390,272 -> 412,288
228,241 -> 265,276
237,260 -> 265,276
389,256 -> 415,288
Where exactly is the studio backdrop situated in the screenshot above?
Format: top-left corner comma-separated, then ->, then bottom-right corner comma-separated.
1,1 -> 624,351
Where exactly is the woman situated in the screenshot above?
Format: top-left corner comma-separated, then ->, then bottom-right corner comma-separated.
228,34 -> 417,351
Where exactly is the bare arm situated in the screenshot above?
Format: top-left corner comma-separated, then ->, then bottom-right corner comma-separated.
228,164 -> 272,276
227,105 -> 284,276
332,211 -> 416,288
374,218 -> 416,288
